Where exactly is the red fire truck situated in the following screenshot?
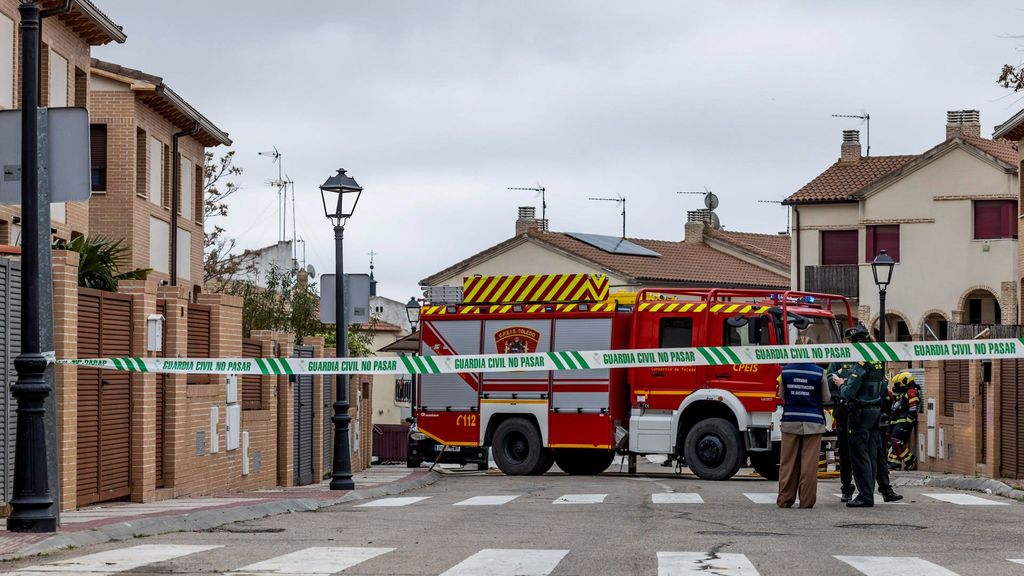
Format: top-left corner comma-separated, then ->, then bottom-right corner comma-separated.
413,273 -> 851,480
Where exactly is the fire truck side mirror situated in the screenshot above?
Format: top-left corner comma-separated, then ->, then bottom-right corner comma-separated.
726,316 -> 749,328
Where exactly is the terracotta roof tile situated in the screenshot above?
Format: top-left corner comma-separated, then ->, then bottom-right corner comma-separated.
534,233 -> 789,288
703,228 -> 790,267
962,136 -> 1019,165
784,155 -> 918,205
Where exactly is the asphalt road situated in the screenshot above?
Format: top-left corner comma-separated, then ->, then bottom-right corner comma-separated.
3,466 -> 1023,575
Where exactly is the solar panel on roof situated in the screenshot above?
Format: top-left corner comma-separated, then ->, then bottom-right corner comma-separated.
565,232 -> 661,257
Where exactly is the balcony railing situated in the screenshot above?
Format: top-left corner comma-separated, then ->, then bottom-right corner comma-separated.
804,265 -> 858,298
951,323 -> 1024,340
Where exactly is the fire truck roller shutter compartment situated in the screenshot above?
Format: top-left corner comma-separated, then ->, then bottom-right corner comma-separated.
418,319 -> 482,445
480,319 -> 552,446
551,318 -> 611,412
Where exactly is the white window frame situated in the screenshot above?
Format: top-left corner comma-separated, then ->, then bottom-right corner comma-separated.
149,136 -> 162,205
149,217 -> 169,273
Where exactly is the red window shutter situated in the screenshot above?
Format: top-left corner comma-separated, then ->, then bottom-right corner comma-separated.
866,225 -> 900,263
821,230 -> 858,265
975,200 -> 1017,239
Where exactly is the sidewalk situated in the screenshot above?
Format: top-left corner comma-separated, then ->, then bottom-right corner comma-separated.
0,465 -> 440,561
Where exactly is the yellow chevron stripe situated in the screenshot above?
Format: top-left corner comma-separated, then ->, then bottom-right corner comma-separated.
711,304 -> 725,312
463,278 -> 485,302
638,302 -> 650,311
518,274 -> 543,302
757,306 -> 769,313
665,303 -> 679,312
570,279 -> 591,301
650,303 -> 665,312
488,275 -> 516,303
741,305 -> 752,313
694,303 -> 707,312
499,305 -> 512,313
533,274 -> 557,302
459,306 -> 476,315
546,274 -> 570,301
529,304 -> 543,313
680,303 -> 693,312
555,274 -> 583,301
474,277 -> 500,303
564,304 -> 577,312
725,304 -> 740,313
505,275 -> 530,302
590,275 -> 609,299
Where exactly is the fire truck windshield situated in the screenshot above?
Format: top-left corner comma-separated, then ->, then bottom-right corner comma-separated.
787,315 -> 841,345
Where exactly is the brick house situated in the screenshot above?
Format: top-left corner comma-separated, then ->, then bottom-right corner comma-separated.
88,58 -> 231,295
0,0 -> 125,245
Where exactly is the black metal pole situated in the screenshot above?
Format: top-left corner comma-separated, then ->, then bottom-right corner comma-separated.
878,288 -> 887,343
330,223 -> 354,490
8,0 -> 55,533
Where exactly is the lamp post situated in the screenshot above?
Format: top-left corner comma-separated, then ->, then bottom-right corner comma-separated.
404,297 -> 420,423
319,169 -> 363,491
8,0 -> 56,533
871,249 -> 896,342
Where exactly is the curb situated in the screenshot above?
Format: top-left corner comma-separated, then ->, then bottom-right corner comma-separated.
2,471 -> 441,562
894,473 -> 1024,503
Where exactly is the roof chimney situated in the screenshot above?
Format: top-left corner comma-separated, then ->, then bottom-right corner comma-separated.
840,130 -> 861,163
515,206 -> 547,235
946,109 -> 981,140
684,218 -> 705,244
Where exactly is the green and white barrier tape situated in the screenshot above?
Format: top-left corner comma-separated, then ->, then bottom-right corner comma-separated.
55,338 -> 1023,376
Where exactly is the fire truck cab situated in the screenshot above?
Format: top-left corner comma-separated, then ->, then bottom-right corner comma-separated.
414,274 -> 850,481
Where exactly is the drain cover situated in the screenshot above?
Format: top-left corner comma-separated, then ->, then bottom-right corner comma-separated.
213,526 -> 285,534
837,523 -> 925,531
697,530 -> 790,537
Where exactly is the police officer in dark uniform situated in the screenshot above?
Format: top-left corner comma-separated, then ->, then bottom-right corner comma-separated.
835,324 -> 886,507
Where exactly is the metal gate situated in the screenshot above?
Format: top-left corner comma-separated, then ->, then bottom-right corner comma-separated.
0,259 -> 21,507
293,345 -> 314,485
999,358 -> 1023,479
77,288 -> 133,506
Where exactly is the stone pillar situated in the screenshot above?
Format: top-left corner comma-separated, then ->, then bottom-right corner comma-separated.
119,279 -> 158,503
1000,281 -> 1017,326
52,250 -> 79,511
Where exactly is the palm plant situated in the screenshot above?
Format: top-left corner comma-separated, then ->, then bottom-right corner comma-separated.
53,236 -> 151,291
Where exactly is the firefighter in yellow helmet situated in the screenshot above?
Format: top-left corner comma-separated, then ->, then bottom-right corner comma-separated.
888,371 -> 920,470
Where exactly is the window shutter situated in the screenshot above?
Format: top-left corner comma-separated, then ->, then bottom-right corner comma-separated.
90,124 -> 107,192
975,200 -> 1017,239
821,230 -> 858,265
866,225 -> 900,262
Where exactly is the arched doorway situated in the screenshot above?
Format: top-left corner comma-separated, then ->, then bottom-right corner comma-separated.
961,288 -> 1001,325
872,313 -> 913,342
920,311 -> 950,340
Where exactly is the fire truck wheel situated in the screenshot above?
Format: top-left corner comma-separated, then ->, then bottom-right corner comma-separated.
553,449 -> 616,475
683,418 -> 744,481
492,418 -> 544,475
530,449 -> 555,475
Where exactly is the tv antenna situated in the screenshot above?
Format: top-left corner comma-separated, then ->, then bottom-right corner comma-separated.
589,194 -> 626,238
508,183 -> 547,223
676,186 -> 719,210
259,146 -> 290,245
757,199 -> 790,235
832,112 -> 870,156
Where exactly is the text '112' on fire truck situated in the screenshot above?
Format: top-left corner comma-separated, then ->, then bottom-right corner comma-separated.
411,273 -> 851,480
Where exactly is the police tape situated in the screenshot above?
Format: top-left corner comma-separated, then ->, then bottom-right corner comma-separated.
54,338 -> 1024,376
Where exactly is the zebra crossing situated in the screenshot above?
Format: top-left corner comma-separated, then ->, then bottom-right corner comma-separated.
352,490 -> 1012,508
1,544 -> 1020,575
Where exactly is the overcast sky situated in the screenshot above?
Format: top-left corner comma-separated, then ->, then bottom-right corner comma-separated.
94,1 -> 1024,303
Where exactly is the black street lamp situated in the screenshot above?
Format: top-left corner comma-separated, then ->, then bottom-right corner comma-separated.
8,0 -> 56,533
871,249 -> 896,342
405,297 -> 420,332
319,168 -> 363,491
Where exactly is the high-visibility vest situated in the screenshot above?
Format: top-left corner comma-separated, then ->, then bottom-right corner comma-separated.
781,363 -> 826,426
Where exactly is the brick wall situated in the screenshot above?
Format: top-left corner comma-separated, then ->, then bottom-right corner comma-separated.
52,250 -> 79,511
918,359 -> 993,477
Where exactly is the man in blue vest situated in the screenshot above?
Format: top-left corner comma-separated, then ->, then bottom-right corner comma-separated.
776,361 -> 830,509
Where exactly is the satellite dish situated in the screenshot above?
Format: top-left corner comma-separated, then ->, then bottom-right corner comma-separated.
705,192 -> 719,211
709,212 -> 721,230
306,264 -> 317,279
